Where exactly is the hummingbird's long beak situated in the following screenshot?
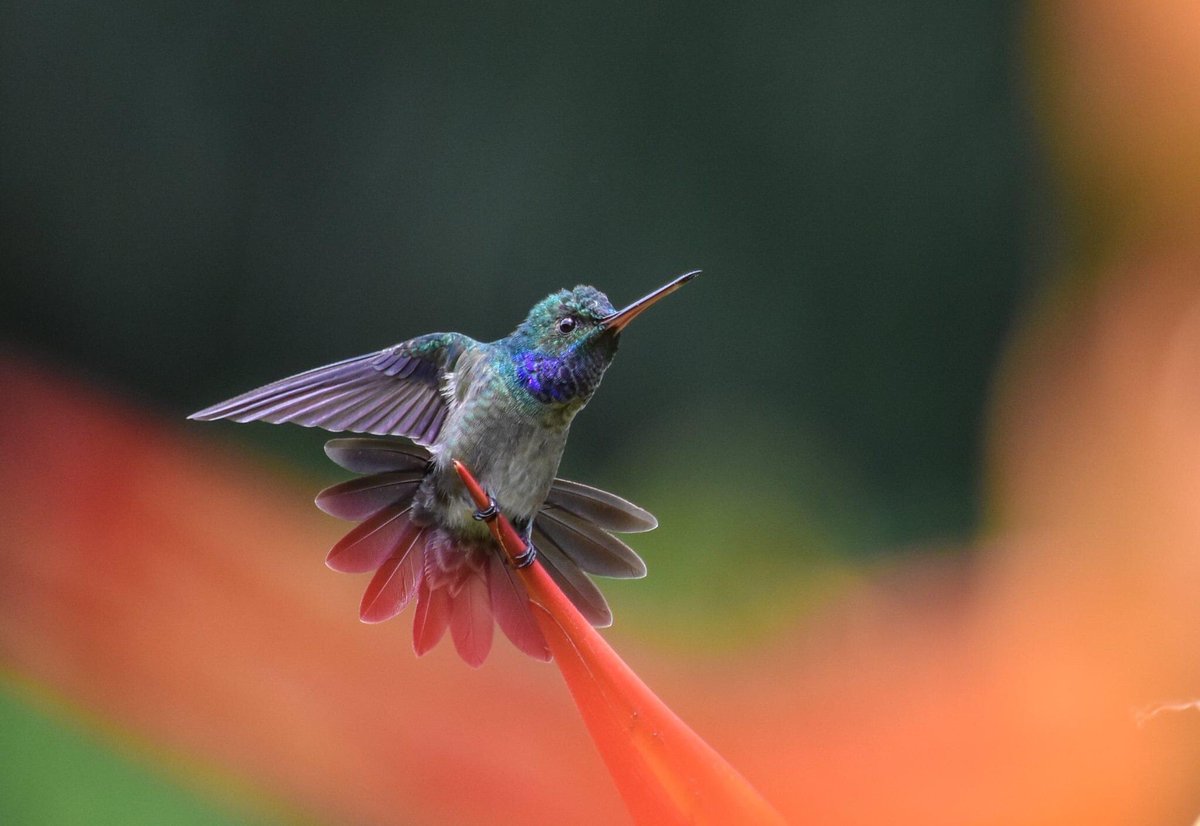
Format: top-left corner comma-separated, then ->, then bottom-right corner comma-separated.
600,270 -> 701,334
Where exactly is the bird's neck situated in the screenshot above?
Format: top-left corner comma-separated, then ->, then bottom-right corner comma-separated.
501,338 -> 616,410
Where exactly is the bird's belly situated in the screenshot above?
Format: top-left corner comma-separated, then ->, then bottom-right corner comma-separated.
477,436 -> 563,515
427,399 -> 570,534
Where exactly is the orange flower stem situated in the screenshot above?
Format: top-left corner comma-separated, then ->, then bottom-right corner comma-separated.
453,459 -> 786,826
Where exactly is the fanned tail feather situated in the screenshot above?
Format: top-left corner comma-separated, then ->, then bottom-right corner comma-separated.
316,436 -> 655,664
325,503 -> 418,574
448,569 -> 494,667
359,527 -> 426,623
324,438 -> 430,475
411,580 -> 452,656
542,478 -> 658,533
537,506 -> 647,578
315,471 -> 424,520
533,528 -> 614,627
487,553 -> 550,660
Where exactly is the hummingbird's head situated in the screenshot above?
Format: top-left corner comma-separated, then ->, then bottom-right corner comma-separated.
512,285 -> 617,355
506,272 -> 699,407
507,285 -> 621,406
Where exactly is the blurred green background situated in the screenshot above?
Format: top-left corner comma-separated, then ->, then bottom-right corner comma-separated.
1,0 -> 1035,822
1,0 -> 1033,544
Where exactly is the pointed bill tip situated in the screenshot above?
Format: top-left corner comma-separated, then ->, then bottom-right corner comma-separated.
601,269 -> 701,334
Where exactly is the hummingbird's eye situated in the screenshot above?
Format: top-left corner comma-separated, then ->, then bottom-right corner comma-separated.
556,316 -> 577,334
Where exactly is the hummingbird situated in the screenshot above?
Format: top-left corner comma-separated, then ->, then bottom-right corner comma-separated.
189,270 -> 698,665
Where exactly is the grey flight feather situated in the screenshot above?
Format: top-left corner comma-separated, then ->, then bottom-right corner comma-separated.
323,438 -> 432,475
541,478 -> 658,533
536,506 -> 648,578
187,333 -> 473,446
532,528 -> 614,627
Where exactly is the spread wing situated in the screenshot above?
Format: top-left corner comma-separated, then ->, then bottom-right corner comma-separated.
188,332 -> 474,446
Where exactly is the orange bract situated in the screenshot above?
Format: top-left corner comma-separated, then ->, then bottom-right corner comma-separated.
453,459 -> 786,826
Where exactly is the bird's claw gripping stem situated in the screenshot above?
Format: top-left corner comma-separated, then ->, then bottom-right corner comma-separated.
472,496 -> 500,522
511,543 -> 537,569
471,492 -> 538,568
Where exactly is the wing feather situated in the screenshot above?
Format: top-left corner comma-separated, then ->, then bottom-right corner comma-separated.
323,438 -> 431,474
189,332 -> 474,445
544,478 -> 658,533
315,470 -> 424,521
533,527 -> 613,627
537,507 -> 647,579
487,554 -> 550,660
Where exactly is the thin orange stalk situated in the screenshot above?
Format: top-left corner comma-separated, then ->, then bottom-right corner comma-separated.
453,459 -> 787,826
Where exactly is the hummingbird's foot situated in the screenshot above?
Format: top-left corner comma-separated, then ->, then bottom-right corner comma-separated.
513,523 -> 538,569
511,541 -> 537,569
472,494 -> 538,568
471,495 -> 500,523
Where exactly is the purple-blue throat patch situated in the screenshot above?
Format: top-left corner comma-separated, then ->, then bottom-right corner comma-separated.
515,351 -> 578,404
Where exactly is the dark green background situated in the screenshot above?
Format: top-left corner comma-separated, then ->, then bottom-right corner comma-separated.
2,0 -> 1032,550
